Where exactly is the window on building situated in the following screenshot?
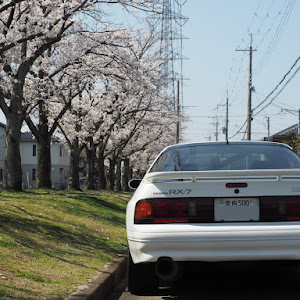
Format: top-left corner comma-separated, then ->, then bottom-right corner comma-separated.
32,169 -> 36,181
33,145 -> 37,156
59,168 -> 64,181
59,168 -> 63,181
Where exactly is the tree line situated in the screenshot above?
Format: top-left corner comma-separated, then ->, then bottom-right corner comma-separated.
0,0 -> 185,191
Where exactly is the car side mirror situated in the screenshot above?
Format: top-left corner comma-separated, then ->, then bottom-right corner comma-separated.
128,179 -> 142,190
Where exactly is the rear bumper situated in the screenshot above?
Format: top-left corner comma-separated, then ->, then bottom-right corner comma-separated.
127,223 -> 300,263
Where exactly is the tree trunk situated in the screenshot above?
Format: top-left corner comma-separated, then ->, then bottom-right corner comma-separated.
68,139 -> 81,190
3,113 -> 23,191
115,157 -> 122,192
97,150 -> 107,190
36,100 -> 52,188
122,158 -> 130,192
108,158 -> 115,190
24,100 -> 53,189
85,141 -> 96,190
36,138 -> 52,189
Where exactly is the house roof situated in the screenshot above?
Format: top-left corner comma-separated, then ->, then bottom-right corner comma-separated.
272,123 -> 298,136
21,132 -> 60,142
21,132 -> 36,141
0,124 -> 61,142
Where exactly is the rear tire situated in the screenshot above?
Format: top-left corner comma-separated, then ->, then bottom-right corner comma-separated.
127,251 -> 158,295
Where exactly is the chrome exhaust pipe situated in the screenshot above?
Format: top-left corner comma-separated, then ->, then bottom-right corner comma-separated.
155,257 -> 179,281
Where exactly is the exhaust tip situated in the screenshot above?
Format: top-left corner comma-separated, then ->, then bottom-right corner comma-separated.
155,257 -> 178,281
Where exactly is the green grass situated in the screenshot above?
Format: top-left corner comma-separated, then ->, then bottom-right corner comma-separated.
0,189 -> 131,300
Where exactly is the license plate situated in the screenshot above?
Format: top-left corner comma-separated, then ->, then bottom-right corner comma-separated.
214,198 -> 259,221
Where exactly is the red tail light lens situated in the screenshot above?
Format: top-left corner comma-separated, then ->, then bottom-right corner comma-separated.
287,198 -> 300,220
260,197 -> 300,222
135,201 -> 152,219
134,198 -> 213,224
135,196 -> 300,224
174,200 -> 188,217
155,200 -> 168,218
287,198 -> 300,214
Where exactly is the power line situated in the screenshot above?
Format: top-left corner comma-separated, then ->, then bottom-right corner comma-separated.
254,66 -> 300,116
254,0 -> 296,74
225,1 -> 289,105
229,119 -> 247,139
230,55 -> 300,139
220,1 -> 296,140
253,55 -> 300,114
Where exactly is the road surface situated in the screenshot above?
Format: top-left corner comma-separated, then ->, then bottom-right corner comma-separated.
108,261 -> 300,299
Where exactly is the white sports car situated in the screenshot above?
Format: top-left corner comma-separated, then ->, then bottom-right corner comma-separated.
126,141 -> 300,294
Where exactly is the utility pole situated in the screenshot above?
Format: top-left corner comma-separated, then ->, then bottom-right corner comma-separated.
214,117 -> 219,141
210,115 -> 219,141
225,91 -> 229,141
298,109 -> 300,135
215,98 -> 229,141
247,36 -> 253,140
266,117 -> 270,141
176,80 -> 180,144
236,34 -> 256,140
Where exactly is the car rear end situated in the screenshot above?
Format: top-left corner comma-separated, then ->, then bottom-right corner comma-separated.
126,142 -> 300,293
127,169 -> 300,264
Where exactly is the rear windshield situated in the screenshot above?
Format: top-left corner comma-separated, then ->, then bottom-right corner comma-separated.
149,144 -> 300,172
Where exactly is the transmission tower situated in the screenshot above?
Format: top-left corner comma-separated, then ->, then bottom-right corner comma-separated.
159,0 -> 188,134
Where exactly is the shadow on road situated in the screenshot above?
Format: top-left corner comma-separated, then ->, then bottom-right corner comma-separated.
160,261 -> 300,300
109,261 -> 300,299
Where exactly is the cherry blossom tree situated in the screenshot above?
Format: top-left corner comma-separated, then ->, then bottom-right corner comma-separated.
0,0 -> 96,190
23,28 -> 127,188
0,0 -> 161,191
55,23 -> 164,190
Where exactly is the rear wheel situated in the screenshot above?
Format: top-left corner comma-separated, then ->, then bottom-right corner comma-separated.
127,251 -> 158,295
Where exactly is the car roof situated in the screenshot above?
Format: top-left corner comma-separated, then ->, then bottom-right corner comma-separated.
164,141 -> 292,151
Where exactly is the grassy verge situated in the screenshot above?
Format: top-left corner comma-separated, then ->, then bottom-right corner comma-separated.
0,189 -> 130,300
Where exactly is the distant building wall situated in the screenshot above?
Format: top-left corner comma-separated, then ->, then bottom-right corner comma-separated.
51,143 -> 70,190
20,138 -> 70,189
0,127 -> 70,189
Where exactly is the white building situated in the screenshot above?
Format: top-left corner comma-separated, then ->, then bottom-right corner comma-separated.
0,123 -> 70,189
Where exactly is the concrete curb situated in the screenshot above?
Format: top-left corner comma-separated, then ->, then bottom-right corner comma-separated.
65,249 -> 127,300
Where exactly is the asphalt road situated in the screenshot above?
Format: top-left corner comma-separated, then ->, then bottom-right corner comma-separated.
107,261 -> 300,300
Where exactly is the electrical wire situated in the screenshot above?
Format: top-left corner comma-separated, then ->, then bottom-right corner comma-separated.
229,119 -> 247,139
219,0 -> 296,140
255,0 -> 296,73
230,55 -> 300,139
253,62 -> 300,116
253,55 -> 300,113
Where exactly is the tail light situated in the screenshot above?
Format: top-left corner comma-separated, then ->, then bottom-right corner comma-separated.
135,201 -> 152,219
287,198 -> 300,219
260,197 -> 300,221
134,198 -> 213,224
155,200 -> 168,218
135,196 -> 300,224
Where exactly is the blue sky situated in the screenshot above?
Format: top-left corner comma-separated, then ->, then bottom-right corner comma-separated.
1,1 -> 300,144
182,0 -> 300,143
